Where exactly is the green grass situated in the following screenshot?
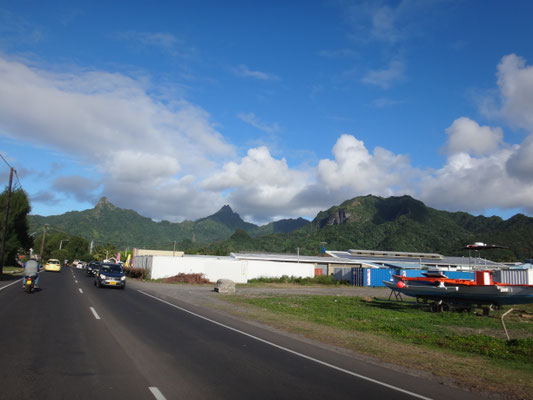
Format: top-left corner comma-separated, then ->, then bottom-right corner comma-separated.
0,266 -> 24,280
227,294 -> 533,369
246,275 -> 349,285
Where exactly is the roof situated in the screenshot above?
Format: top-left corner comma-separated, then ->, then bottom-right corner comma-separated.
326,250 -> 502,269
230,252 -> 364,265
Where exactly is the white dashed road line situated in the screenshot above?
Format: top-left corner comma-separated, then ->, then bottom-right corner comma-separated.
89,307 -> 101,320
149,387 -> 167,400
79,288 -> 83,294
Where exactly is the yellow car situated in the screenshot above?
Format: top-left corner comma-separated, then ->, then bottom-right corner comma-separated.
45,259 -> 61,272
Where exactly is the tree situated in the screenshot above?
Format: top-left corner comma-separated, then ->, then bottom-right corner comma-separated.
34,232 -> 91,263
0,188 -> 31,272
92,243 -> 119,261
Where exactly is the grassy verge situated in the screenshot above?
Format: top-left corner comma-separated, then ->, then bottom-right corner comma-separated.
0,266 -> 24,280
223,293 -> 533,399
246,275 -> 349,286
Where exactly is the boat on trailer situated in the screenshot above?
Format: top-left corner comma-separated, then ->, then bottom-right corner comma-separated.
383,270 -> 533,312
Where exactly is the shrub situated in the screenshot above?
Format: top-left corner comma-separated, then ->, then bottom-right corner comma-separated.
124,267 -> 147,279
248,275 -> 349,286
161,273 -> 210,284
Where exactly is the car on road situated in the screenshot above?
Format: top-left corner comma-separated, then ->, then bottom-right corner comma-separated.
76,261 -> 85,269
94,263 -> 126,289
86,261 -> 101,276
44,259 -> 61,272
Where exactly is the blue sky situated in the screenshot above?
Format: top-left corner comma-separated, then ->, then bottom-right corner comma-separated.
1,0 -> 533,224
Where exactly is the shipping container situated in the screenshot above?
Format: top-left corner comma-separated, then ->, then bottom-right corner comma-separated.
493,269 -> 533,285
364,268 -> 395,287
333,267 -> 364,286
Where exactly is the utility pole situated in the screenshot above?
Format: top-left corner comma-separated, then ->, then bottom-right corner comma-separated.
0,167 -> 14,274
173,240 -> 176,256
39,224 -> 48,262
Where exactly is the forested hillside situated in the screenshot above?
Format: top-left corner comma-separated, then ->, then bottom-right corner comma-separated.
28,195 -> 533,262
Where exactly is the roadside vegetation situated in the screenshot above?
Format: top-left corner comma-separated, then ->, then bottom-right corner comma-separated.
224,293 -> 533,399
159,273 -> 210,284
246,275 -> 349,286
0,265 -> 24,280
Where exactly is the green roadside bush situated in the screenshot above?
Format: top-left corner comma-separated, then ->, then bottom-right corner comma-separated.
123,266 -> 148,279
248,274 -> 350,286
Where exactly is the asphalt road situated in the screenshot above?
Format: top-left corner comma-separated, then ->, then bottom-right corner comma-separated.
0,269 -> 486,400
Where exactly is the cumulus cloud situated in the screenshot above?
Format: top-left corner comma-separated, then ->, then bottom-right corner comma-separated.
317,134 -> 415,194
418,147 -> 533,214
0,55 -> 235,221
203,146 -> 311,221
443,117 -> 503,156
495,54 -> 533,130
3,53 -> 533,223
506,133 -> 533,183
419,120 -> 533,215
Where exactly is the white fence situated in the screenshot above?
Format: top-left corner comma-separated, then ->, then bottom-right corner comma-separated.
134,255 -> 315,283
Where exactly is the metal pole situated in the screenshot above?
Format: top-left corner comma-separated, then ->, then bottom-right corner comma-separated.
0,167 -> 14,273
39,224 -> 48,262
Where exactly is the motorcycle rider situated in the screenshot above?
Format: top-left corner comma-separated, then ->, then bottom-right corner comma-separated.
22,256 -> 40,288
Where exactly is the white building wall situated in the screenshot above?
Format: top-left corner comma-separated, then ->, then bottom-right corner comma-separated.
141,256 -> 248,283
246,260 -> 314,280
134,255 -> 315,283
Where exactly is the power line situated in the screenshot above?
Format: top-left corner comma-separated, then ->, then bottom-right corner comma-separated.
0,153 -> 12,169
0,153 -> 24,193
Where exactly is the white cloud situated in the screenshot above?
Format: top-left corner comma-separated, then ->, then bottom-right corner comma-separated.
237,112 -> 280,133
3,53 -> 533,223
116,31 -> 193,58
233,64 -> 280,81
443,117 -> 503,156
53,175 -> 100,203
0,55 -> 235,221
480,54 -> 533,132
495,54 -> 533,130
506,133 -> 533,183
317,134 -> 415,195
419,120 -> 533,215
105,151 -> 181,183
362,59 -> 405,89
202,146 -> 311,221
371,97 -> 405,108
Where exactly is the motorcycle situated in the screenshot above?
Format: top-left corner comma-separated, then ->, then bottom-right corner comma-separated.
23,275 -> 36,293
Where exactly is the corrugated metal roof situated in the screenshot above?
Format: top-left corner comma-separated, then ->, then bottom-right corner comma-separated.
326,250 -> 503,269
229,250 -> 504,270
230,252 -> 363,265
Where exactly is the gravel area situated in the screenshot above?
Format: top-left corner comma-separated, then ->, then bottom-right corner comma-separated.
129,280 -> 393,308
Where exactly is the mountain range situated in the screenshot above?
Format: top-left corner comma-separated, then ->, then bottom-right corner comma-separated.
28,195 -> 533,261
28,197 -> 310,248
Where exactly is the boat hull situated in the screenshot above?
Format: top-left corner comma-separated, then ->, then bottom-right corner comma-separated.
383,280 -> 533,306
